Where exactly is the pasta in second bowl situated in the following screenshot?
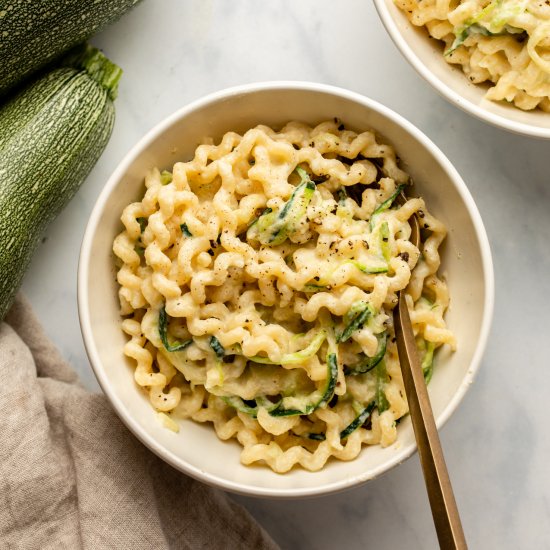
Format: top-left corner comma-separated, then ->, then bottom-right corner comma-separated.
78,82 -> 493,497
374,0 -> 550,139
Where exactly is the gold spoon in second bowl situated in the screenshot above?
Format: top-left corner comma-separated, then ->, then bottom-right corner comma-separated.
393,192 -> 467,550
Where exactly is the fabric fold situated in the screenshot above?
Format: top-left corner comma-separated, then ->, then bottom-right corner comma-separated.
0,295 -> 277,550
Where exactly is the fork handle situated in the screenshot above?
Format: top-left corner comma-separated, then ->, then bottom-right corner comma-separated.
394,295 -> 468,550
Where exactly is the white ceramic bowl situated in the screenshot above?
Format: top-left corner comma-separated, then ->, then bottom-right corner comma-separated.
78,82 -> 494,498
374,0 -> 550,139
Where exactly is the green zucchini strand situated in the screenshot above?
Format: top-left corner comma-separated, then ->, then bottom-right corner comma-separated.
375,359 -> 390,413
209,336 -> 225,359
340,401 -> 377,439
347,259 -> 388,275
338,302 -> 374,343
269,352 -> 338,417
421,340 -> 436,384
180,222 -> 193,237
345,332 -> 388,375
248,330 -> 327,365
370,183 -> 406,230
248,167 -> 315,246
159,306 -> 192,352
380,221 -> 391,262
160,170 -> 172,185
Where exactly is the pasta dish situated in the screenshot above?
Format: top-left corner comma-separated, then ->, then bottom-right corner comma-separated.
395,0 -> 550,111
113,121 -> 455,473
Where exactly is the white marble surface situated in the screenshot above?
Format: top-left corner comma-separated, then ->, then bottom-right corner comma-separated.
20,1 -> 550,548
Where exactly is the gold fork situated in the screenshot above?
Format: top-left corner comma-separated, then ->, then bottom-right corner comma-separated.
393,192 -> 467,550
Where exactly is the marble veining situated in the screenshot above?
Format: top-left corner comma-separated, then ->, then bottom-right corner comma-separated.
21,1 -> 550,548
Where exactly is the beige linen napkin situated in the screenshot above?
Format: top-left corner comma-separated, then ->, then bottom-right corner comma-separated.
0,296 -> 278,550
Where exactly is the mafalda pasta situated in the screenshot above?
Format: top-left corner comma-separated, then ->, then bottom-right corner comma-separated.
395,0 -> 550,111
113,121 -> 455,473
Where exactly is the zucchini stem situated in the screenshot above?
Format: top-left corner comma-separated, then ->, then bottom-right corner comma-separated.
62,43 -> 122,100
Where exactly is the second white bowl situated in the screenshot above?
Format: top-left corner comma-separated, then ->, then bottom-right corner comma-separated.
374,0 -> 550,139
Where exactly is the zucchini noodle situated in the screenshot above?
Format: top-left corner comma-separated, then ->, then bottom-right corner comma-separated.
113,120 -> 455,473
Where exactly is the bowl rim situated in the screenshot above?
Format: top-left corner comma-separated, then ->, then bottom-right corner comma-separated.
78,81 -> 495,498
373,0 -> 550,140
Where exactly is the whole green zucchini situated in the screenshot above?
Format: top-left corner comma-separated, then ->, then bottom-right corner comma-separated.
0,46 -> 121,320
0,0 -> 139,97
